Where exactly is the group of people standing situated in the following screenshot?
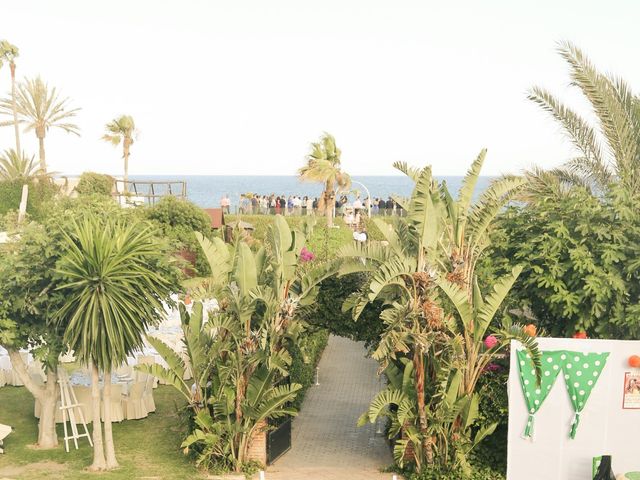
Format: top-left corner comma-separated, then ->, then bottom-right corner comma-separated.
221,194 -> 318,215
218,193 -> 404,217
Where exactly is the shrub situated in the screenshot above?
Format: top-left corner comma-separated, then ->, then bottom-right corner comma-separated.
75,172 -> 114,196
289,329 -> 329,410
145,196 -> 213,276
304,273 -> 384,348
484,185 -> 640,338
0,178 -> 59,221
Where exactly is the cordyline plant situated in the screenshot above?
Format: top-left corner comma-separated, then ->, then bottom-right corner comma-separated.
341,150 -> 541,474
141,216 -> 336,472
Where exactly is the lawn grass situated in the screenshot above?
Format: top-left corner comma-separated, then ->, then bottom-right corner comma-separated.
0,385 -> 204,479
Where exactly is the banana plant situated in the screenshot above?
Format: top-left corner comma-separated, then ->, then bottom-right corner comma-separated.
341,151 -> 541,471
159,215 -> 338,472
137,302 -> 218,411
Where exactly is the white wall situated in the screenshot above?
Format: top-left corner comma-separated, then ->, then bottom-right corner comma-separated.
507,338 -> 640,479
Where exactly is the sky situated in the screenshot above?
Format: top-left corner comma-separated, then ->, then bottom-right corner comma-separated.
1,0 -> 639,176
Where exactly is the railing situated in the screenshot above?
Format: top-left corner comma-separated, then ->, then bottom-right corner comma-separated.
112,180 -> 187,206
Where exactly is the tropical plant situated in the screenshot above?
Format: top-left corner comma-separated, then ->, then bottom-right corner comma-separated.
0,76 -> 80,173
0,40 -> 21,154
340,151 -> 540,473
0,149 -> 40,181
102,115 -> 136,191
55,215 -> 178,470
528,41 -> 640,195
148,215 -> 335,472
298,132 -> 351,227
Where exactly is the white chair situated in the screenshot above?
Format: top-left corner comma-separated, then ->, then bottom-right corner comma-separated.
136,356 -> 160,387
143,375 -> 156,413
115,364 -> 132,379
101,384 -> 124,423
135,371 -> 149,384
73,386 -> 94,424
123,382 -> 148,420
0,423 -> 12,454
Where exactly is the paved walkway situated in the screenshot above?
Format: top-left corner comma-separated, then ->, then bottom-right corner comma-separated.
267,336 -> 394,480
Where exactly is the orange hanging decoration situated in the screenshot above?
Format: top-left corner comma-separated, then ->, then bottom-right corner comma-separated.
523,324 -> 537,337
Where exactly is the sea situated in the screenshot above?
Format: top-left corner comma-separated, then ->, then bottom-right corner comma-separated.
128,175 -> 495,209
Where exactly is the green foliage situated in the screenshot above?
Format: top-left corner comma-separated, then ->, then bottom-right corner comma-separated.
145,196 -> 213,276
75,171 -> 114,196
0,178 -> 59,220
303,274 -> 384,348
473,364 -> 509,476
408,464 -> 505,480
528,42 -> 640,195
156,216 -> 337,472
342,153 -> 538,474
55,214 -> 179,371
0,149 -> 41,181
289,328 -> 329,409
484,185 -> 640,338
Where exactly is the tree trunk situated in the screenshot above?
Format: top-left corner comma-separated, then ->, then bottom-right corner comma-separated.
234,370 -> 245,471
37,369 -> 59,448
103,371 -> 118,469
123,140 -> 130,193
7,348 -> 58,448
413,348 -> 433,465
37,133 -> 46,173
9,62 -> 20,155
89,363 -> 106,471
325,188 -> 334,228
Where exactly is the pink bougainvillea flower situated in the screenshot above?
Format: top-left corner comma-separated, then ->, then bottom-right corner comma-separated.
299,246 -> 315,263
483,335 -> 498,349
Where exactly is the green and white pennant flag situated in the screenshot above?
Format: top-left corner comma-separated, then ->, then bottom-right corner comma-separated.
517,350 -> 564,439
561,351 -> 609,439
517,349 -> 609,440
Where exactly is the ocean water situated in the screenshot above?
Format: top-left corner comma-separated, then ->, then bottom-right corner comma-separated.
129,175 -> 495,208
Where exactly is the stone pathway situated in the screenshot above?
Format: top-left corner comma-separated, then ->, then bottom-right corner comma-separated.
267,336 -> 395,480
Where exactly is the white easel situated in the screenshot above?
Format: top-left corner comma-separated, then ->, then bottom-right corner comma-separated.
57,368 -> 93,452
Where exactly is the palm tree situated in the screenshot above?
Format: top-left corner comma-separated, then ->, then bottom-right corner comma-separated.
0,149 -> 41,181
0,76 -> 80,173
55,216 -> 175,471
528,41 -> 640,195
340,152 -> 540,470
0,40 -> 21,154
102,115 -> 136,192
298,133 -> 351,227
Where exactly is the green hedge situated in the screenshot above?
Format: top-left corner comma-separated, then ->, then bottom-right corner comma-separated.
289,329 -> 329,410
75,172 -> 114,196
0,179 -> 59,221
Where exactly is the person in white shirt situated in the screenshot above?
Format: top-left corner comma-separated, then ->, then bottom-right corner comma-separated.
220,195 -> 230,214
353,197 -> 363,214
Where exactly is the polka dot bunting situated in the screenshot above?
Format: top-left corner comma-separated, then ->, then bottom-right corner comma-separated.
517,350 -> 564,438
517,349 -> 610,440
